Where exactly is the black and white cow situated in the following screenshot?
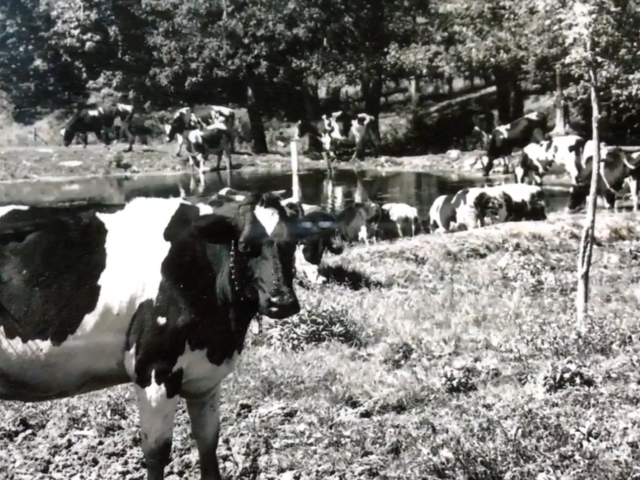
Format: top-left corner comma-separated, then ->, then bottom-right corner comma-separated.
184,124 -> 234,177
61,103 -> 135,151
379,203 -> 420,238
292,111 -> 381,170
486,184 -> 547,221
474,111 -> 549,177
514,142 -> 557,185
335,201 -> 383,245
164,106 -> 236,157
0,194 -> 316,480
567,146 -> 640,213
215,188 -> 343,285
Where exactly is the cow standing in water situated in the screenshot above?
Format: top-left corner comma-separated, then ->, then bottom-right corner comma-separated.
164,105 -> 237,157
61,103 -> 135,151
0,193 -> 316,480
473,111 -> 549,177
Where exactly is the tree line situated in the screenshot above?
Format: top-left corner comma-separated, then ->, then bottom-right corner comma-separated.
1,0 -> 640,153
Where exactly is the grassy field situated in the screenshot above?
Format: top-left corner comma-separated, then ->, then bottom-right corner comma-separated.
2,212 -> 640,479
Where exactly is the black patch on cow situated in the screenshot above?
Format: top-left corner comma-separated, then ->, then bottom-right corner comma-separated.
163,202 -> 201,242
299,210 -> 343,265
0,204 -> 125,345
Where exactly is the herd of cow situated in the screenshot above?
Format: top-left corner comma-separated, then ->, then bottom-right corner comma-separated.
0,103 -> 632,480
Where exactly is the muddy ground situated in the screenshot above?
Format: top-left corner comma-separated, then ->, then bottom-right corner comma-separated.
0,144 -> 486,182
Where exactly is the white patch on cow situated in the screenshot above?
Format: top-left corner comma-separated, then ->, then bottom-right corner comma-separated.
163,124 -> 171,136
187,130 -> 203,144
295,245 -> 325,284
157,316 -> 167,326
116,103 -> 133,113
87,108 -> 102,117
0,205 -> 29,219
495,125 -> 510,137
196,203 -> 214,215
205,122 -> 227,131
60,128 -> 66,137
174,107 -> 190,119
524,112 -> 541,121
174,344 -> 239,396
254,205 -> 280,236
382,203 -> 418,222
0,197 -> 196,399
357,225 -> 368,243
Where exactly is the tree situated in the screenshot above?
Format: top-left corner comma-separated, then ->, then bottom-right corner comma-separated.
558,0 -> 631,330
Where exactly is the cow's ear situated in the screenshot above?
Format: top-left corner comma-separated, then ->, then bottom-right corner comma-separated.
192,213 -> 238,244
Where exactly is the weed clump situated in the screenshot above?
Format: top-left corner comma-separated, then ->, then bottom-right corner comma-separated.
264,300 -> 363,352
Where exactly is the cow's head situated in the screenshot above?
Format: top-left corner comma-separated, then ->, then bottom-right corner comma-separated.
296,210 -> 344,265
61,126 -> 76,147
475,191 -> 510,223
190,193 -> 313,318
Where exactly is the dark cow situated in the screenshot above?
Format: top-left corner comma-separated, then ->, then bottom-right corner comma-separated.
335,201 -> 382,245
61,103 -> 135,151
567,146 -> 640,213
164,106 -> 236,157
215,188 -> 342,285
290,111 -> 381,172
0,194 -> 315,480
184,125 -> 234,175
475,111 -> 549,177
486,184 -> 547,221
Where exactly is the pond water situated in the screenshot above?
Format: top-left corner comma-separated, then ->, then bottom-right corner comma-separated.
0,169 -> 572,216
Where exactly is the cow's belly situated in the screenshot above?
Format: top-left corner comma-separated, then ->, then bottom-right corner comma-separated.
0,320 -> 131,402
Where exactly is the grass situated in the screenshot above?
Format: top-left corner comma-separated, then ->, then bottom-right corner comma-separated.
2,211 -> 640,478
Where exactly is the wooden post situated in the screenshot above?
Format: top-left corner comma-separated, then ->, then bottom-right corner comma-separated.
551,66 -> 567,136
290,140 -> 300,202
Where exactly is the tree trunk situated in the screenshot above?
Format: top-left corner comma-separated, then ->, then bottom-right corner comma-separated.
361,71 -> 383,142
246,83 -> 268,154
551,66 -> 567,136
493,66 -> 513,124
510,78 -> 525,120
409,76 -> 419,111
576,56 -> 600,333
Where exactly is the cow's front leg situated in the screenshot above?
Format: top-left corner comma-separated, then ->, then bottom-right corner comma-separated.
134,380 -> 179,480
186,388 -> 223,480
82,132 -> 89,148
123,124 -> 135,152
175,134 -> 184,157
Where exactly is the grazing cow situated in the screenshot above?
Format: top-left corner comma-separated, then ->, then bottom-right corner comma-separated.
451,187 -> 512,230
164,106 -> 236,157
293,111 -> 381,170
380,203 -> 420,238
486,184 -> 547,221
61,103 -> 135,151
184,124 -> 234,178
567,147 -> 640,212
475,112 -> 549,177
0,194 -> 317,480
335,201 -> 382,245
515,142 -> 556,185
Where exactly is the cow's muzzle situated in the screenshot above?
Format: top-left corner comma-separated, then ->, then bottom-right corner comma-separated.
262,292 -> 300,319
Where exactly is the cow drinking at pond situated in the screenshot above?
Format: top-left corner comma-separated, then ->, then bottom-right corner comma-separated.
164,105 -> 236,157
60,103 -> 135,151
567,146 -> 640,213
475,111 -> 549,177
0,193 -> 314,480
184,123 -> 234,182
290,111 -> 381,172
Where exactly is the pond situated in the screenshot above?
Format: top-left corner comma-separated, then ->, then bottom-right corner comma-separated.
0,169 -> 572,216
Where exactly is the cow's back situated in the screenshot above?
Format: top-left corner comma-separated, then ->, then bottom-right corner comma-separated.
0,198 -> 194,401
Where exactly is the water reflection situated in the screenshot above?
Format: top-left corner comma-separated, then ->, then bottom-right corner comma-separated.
0,169 -> 571,214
